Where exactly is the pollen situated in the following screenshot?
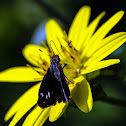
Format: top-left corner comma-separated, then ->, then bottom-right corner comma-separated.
77,68 -> 80,73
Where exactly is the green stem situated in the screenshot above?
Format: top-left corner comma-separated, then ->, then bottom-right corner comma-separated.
100,96 -> 126,107
34,0 -> 70,26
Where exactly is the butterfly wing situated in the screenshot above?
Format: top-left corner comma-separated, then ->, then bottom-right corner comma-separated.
37,64 -> 70,108
60,65 -> 70,103
37,68 -> 56,108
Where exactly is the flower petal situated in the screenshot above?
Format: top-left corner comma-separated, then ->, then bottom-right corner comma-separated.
82,10 -> 124,59
8,101 -> 37,126
4,83 -> 40,121
22,44 -> 50,67
46,19 -> 66,55
72,76 -> 93,113
23,106 -> 44,126
34,107 -> 50,126
0,67 -> 42,82
68,6 -> 91,50
86,32 -> 126,58
85,32 -> 126,66
92,10 -> 124,42
80,11 -> 105,58
49,102 -> 69,122
82,59 -> 120,74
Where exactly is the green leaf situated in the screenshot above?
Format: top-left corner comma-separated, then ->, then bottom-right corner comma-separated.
86,70 -> 100,80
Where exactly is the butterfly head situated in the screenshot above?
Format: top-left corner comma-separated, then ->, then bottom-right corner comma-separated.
50,55 -> 60,64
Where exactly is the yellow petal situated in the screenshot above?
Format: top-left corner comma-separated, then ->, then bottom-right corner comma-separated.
68,6 -> 91,50
49,102 -> 69,122
82,11 -> 124,59
23,44 -> 50,67
82,59 -> 120,74
80,11 -> 105,58
46,19 -> 66,55
72,76 -> 93,113
23,106 -> 44,126
92,10 -> 124,42
9,100 -> 37,126
85,33 -> 126,66
4,83 -> 40,121
34,107 -> 50,126
0,67 -> 42,82
86,32 -> 126,58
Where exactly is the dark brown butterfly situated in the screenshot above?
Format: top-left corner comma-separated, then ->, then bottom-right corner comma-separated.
37,54 -> 70,108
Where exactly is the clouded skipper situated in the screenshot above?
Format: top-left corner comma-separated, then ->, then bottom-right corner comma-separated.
37,45 -> 70,108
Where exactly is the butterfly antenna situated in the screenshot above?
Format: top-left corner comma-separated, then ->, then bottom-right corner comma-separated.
57,40 -> 72,64
39,49 -> 51,58
58,41 -> 72,55
49,40 -> 61,55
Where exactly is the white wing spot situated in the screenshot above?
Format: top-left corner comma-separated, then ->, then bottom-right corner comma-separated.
46,95 -> 48,99
48,92 -> 50,98
40,93 -> 44,97
46,92 -> 51,99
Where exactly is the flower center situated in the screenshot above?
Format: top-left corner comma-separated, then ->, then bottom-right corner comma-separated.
57,32 -> 82,79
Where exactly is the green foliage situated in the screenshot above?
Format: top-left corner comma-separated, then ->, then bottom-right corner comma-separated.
87,70 -> 100,81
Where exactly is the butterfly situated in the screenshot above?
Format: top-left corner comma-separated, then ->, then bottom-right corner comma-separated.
37,54 -> 70,108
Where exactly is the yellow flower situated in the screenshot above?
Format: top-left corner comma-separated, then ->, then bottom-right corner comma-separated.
0,6 -> 126,126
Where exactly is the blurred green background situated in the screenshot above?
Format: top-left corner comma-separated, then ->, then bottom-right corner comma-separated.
0,0 -> 126,125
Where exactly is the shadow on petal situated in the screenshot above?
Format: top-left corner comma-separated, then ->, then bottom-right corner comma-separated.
72,76 -> 93,113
